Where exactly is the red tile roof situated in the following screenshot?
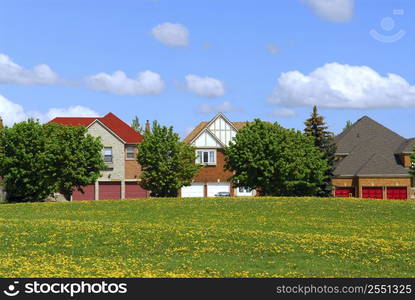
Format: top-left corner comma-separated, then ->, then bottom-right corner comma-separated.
49,113 -> 143,144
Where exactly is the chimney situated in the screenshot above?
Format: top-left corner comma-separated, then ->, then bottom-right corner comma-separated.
145,120 -> 150,132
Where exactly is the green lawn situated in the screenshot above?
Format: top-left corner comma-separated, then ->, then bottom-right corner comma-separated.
0,197 -> 414,277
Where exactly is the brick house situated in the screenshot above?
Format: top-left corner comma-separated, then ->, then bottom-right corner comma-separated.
50,112 -> 148,201
332,116 -> 414,200
181,113 -> 255,197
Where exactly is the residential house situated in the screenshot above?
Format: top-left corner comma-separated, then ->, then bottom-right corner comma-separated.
50,112 -> 148,201
332,116 -> 414,200
182,113 -> 255,197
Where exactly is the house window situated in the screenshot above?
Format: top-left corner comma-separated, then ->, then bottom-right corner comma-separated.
104,147 -> 113,162
238,187 -> 252,193
196,150 -> 216,165
126,146 -> 135,159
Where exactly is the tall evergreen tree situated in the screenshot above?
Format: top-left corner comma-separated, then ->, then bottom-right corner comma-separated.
304,105 -> 337,197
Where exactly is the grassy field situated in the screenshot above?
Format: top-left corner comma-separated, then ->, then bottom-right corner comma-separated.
0,197 -> 414,277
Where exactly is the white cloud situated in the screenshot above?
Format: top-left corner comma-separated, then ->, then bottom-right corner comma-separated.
0,95 -> 28,125
303,0 -> 354,23
85,70 -> 164,95
266,44 -> 280,55
185,74 -> 225,98
197,101 -> 242,114
151,23 -> 189,47
45,106 -> 99,120
269,108 -> 297,118
0,94 -> 99,126
0,54 -> 59,85
269,62 -> 415,109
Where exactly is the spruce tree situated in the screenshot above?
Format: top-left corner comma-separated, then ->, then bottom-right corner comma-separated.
304,106 -> 336,197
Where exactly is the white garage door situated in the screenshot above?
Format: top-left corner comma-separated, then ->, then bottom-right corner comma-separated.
207,183 -> 230,197
181,183 -> 204,198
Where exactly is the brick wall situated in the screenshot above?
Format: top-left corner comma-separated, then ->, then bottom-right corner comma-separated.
193,149 -> 233,183
358,177 -> 412,188
403,154 -> 412,167
332,176 -> 412,198
124,145 -> 141,179
332,178 -> 354,187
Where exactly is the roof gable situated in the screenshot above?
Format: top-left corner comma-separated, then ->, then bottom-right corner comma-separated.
183,113 -> 248,147
397,138 -> 415,154
193,130 -> 224,148
49,112 -> 142,144
99,113 -> 142,144
333,116 -> 409,177
334,116 -> 405,154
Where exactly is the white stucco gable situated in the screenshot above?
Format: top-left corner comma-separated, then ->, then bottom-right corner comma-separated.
207,114 -> 237,146
193,130 -> 223,148
190,113 -> 238,148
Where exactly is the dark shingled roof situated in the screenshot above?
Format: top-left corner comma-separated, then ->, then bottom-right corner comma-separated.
396,138 -> 415,153
334,116 -> 411,177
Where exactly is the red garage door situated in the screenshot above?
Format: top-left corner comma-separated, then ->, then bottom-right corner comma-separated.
125,182 -> 147,199
99,182 -> 121,200
335,187 -> 355,197
386,187 -> 408,200
72,184 -> 95,201
362,187 -> 383,199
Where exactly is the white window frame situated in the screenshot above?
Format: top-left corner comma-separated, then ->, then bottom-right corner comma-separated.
126,146 -> 135,159
196,149 -> 216,165
104,147 -> 113,163
238,187 -> 252,193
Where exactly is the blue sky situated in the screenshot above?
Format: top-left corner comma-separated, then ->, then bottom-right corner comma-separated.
0,0 -> 414,137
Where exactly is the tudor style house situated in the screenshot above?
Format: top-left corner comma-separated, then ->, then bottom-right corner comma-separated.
50,113 -> 148,201
182,113 -> 255,197
332,116 -> 415,200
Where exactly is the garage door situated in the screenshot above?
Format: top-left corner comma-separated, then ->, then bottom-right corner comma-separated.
125,182 -> 147,199
99,182 -> 121,200
334,187 -> 355,197
72,184 -> 95,201
207,183 -> 230,197
181,183 -> 204,198
386,187 -> 408,200
362,187 -> 383,199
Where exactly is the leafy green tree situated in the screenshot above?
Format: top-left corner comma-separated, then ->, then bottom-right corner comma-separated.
411,146 -> 415,177
131,116 -> 144,134
0,119 -> 57,202
0,120 -> 105,202
343,120 -> 353,131
137,121 -> 201,197
304,105 -> 337,197
225,119 -> 328,196
44,123 -> 106,200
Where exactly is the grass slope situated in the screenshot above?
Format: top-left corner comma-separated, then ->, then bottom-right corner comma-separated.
0,197 -> 414,277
